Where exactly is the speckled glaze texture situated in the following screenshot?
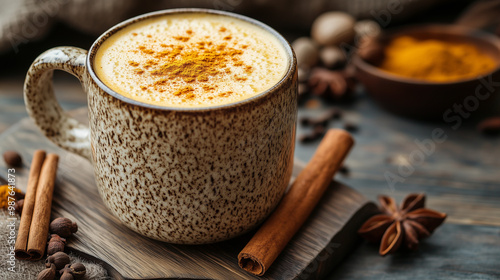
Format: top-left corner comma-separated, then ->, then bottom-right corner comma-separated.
24,9 -> 297,244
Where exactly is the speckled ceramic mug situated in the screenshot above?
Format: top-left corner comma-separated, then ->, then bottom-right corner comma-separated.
24,9 -> 297,244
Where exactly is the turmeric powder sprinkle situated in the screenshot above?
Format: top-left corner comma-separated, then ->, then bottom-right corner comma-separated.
379,36 -> 497,82
0,185 -> 24,209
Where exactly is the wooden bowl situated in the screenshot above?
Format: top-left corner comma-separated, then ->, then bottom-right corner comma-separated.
354,25 -> 500,120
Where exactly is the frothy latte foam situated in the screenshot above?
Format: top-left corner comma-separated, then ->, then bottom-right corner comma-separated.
94,13 -> 288,108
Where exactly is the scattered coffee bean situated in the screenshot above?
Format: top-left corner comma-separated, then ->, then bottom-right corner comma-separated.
299,116 -> 329,127
313,124 -> 326,135
300,108 -> 342,127
299,126 -> 325,143
339,165 -> 350,176
344,122 -> 359,132
299,117 -> 310,126
323,108 -> 342,120
299,134 -> 316,143
477,117 -> 500,136
3,150 -> 22,167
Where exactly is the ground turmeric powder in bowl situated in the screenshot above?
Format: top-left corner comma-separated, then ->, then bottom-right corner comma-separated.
379,36 -> 497,82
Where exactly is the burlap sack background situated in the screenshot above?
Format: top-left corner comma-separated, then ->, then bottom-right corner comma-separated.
0,0 -> 446,53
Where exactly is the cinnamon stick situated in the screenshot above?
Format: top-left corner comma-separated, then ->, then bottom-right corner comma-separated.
14,150 -> 46,260
27,153 -> 59,260
238,129 -> 354,276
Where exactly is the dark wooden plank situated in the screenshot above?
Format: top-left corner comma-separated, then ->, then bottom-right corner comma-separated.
0,111 -> 377,280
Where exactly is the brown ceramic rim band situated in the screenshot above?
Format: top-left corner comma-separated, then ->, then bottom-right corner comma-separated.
355,24 -> 500,85
86,8 -> 296,112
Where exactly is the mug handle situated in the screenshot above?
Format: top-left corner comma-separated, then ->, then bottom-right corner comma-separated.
24,47 -> 92,161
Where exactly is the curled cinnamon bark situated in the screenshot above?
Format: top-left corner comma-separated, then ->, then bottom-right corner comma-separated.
238,129 -> 354,275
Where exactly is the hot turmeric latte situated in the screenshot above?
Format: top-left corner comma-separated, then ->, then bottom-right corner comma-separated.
379,36 -> 497,82
94,13 -> 288,107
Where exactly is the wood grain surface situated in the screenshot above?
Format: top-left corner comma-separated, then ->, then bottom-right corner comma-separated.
0,109 -> 377,280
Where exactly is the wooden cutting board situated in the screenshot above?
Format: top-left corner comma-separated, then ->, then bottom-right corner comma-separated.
0,108 -> 377,280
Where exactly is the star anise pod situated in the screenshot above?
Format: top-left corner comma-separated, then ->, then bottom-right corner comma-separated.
307,68 -> 356,101
358,193 -> 447,256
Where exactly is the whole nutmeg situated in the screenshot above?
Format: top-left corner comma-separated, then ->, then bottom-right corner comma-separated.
49,217 -> 78,238
3,150 -> 23,167
319,46 -> 346,68
292,37 -> 319,69
37,263 -> 56,280
47,234 -> 66,255
311,12 -> 355,46
354,20 -> 381,41
14,199 -> 24,215
46,251 -> 71,270
70,263 -> 87,280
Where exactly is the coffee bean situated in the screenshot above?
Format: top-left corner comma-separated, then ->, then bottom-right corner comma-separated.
299,116 -> 328,127
298,127 -> 325,143
313,125 -> 326,135
3,151 -> 22,167
299,117 -> 313,126
324,108 -> 342,120
298,134 -> 316,143
344,122 -> 358,132
339,165 -> 350,176
299,114 -> 333,127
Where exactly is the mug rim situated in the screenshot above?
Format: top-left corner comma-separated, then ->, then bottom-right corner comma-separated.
87,8 -> 296,112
